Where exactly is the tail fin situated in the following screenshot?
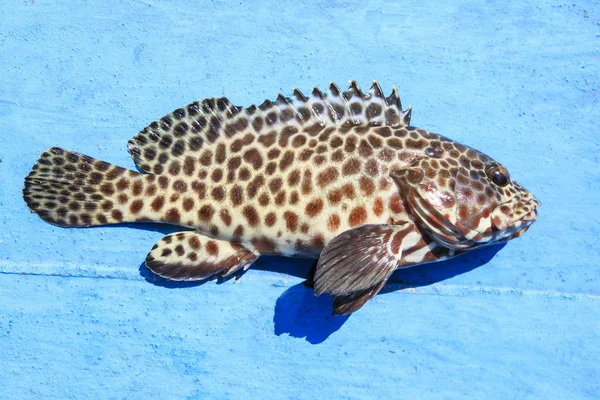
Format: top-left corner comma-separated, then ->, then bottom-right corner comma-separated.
23,147 -> 141,227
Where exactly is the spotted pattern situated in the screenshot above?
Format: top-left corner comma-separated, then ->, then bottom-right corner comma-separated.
24,81 -> 539,312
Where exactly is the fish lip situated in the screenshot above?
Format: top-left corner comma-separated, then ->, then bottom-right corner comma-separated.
491,195 -> 540,229
488,200 -> 539,243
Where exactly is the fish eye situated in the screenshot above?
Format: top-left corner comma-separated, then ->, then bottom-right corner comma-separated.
486,164 -> 510,187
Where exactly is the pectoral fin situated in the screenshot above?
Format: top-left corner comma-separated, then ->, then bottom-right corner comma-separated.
314,223 -> 419,314
146,231 -> 259,281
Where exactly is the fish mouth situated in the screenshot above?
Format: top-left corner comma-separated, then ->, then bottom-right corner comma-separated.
492,196 -> 540,229
490,196 -> 540,242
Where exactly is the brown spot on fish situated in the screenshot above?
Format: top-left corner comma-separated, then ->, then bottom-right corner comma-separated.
328,189 -> 342,205
227,156 -> 242,173
198,204 -> 214,221
243,148 -> 263,170
364,159 -> 380,177
161,248 -> 172,257
331,149 -> 344,162
212,186 -> 226,201
459,205 -> 469,219
298,149 -> 313,162
168,161 -> 181,176
100,183 -> 115,196
330,136 -> 343,148
344,136 -> 358,153
145,184 -> 157,196
130,199 -> 143,214
182,197 -> 195,212
111,209 -> 123,221
265,162 -> 277,176
252,236 -> 277,253
243,205 -> 260,227
268,177 -> 283,193
389,193 -> 404,214
358,140 -> 373,157
101,200 -> 113,211
233,225 -> 244,237
158,176 -> 169,189
279,151 -> 294,171
359,176 -> 375,196
230,185 -> 244,206
199,150 -> 212,166
373,197 -> 384,217
258,131 -> 277,147
477,194 -> 486,205
368,135 -> 383,148
274,191 -> 286,206
165,208 -> 181,223
211,169 -> 223,183
265,212 -> 277,227
287,169 -> 301,186
342,183 -> 356,199
191,181 -> 206,199
292,135 -> 307,147
188,235 -> 201,250
206,240 -> 219,256
342,158 -> 361,176
305,198 -> 324,217
284,211 -> 298,232
313,155 -> 326,166
117,193 -> 128,205
301,170 -> 312,195
132,180 -> 143,196
317,167 -> 339,188
183,156 -> 195,176
348,206 -> 367,226
267,148 -> 281,160
247,175 -> 265,199
258,192 -> 270,206
173,180 -> 187,193
300,223 -> 310,234
289,191 -> 299,205
328,214 -> 341,232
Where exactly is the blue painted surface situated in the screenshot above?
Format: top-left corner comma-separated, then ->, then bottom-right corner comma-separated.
1,0 -> 599,398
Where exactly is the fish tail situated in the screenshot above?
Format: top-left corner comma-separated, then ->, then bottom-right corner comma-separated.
23,147 -> 143,227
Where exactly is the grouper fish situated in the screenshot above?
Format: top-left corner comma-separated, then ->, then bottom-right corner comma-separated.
23,81 -> 540,314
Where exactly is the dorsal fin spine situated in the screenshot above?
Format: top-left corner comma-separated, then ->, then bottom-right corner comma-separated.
370,80 -> 384,99
349,80 -> 364,97
293,88 -> 308,102
404,105 -> 413,125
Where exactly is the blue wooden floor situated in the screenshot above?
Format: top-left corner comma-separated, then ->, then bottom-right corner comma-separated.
1,1 -> 599,398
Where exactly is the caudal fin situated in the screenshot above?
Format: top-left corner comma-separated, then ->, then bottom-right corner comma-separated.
23,147 -> 141,227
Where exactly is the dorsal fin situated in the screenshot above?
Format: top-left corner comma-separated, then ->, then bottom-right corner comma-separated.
128,81 -> 412,174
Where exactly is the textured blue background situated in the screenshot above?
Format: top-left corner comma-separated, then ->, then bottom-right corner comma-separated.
1,1 -> 599,399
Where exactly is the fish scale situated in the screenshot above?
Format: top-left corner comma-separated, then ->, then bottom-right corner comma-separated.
23,80 -> 540,314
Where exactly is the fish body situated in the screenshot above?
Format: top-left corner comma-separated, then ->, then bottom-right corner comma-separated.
23,81 -> 540,314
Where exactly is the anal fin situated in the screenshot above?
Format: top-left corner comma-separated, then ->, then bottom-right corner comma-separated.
146,231 -> 259,281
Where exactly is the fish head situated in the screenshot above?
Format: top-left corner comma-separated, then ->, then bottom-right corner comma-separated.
392,142 -> 540,250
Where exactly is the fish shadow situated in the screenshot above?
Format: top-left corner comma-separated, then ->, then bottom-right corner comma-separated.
270,243 -> 506,344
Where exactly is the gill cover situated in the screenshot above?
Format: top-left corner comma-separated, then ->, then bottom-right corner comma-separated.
391,159 -> 490,250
